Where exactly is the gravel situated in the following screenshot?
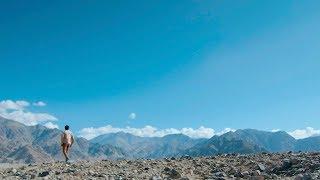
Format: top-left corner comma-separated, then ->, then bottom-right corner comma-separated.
0,152 -> 319,179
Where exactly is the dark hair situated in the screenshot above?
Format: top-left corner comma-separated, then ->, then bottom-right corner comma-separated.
65,125 -> 69,130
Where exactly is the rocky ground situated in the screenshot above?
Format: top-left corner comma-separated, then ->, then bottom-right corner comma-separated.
0,152 -> 320,179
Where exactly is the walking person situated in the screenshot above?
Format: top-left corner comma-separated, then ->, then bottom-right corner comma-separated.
61,125 -> 74,162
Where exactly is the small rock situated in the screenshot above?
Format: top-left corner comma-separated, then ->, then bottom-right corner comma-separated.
271,174 -> 279,179
167,169 -> 181,179
281,159 -> 293,170
10,169 -> 17,174
253,170 -> 261,176
295,173 -> 313,180
241,171 -> 250,178
258,163 -> 266,171
295,174 -> 304,180
150,176 -> 162,180
290,158 -> 300,165
38,171 -> 50,177
163,167 -> 170,172
249,176 -> 265,180
180,178 -> 189,180
214,172 -> 227,177
115,175 -> 123,180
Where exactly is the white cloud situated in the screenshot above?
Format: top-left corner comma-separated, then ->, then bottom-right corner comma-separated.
179,126 -> 214,138
33,101 -> 47,107
0,100 -> 30,111
78,125 -> 235,140
288,127 -> 320,139
271,129 -> 281,132
16,100 -> 30,107
44,122 -> 59,129
0,100 -> 57,126
128,113 -> 136,120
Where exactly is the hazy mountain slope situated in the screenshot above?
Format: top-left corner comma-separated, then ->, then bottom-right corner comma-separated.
91,132 -> 203,158
91,132 -> 152,154
147,134 -> 205,158
7,144 -> 54,164
184,130 -> 320,157
295,136 -> 320,151
88,143 -> 127,159
221,129 -> 296,152
0,116 -> 126,163
184,135 -> 266,157
92,129 -> 320,158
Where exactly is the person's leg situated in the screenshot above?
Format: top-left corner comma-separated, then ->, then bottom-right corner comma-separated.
65,144 -> 70,161
62,144 -> 69,162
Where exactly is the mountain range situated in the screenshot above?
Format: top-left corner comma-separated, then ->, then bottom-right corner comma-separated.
0,116 -> 125,164
91,132 -> 205,158
1,116 -> 320,163
91,129 -> 320,158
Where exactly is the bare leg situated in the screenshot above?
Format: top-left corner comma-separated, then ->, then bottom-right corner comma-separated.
66,145 -> 70,159
62,144 -> 69,162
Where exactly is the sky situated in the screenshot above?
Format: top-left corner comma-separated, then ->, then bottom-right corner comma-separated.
1,0 -> 320,139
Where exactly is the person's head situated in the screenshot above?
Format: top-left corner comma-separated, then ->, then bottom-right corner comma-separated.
65,125 -> 69,130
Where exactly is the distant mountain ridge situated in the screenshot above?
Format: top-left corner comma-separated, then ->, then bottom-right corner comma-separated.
184,129 -> 320,157
91,132 -> 205,158
92,129 -> 320,158
1,116 -> 320,164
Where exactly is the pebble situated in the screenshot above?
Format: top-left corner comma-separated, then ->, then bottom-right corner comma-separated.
38,171 -> 50,177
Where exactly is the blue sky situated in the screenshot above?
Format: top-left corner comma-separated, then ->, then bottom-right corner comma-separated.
1,1 -> 320,139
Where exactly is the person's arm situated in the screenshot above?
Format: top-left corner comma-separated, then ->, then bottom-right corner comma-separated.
60,134 -> 64,145
71,135 -> 75,147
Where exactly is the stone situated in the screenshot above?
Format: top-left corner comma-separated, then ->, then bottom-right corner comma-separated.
30,174 -> 36,179
290,158 -> 300,165
241,171 -> 250,177
281,159 -> 293,170
253,170 -> 261,176
249,176 -> 265,180
167,169 -> 181,179
10,169 -> 17,174
214,172 -> 227,177
150,176 -> 162,180
163,167 -> 171,172
258,163 -> 266,171
38,171 -> 50,177
294,173 -> 313,180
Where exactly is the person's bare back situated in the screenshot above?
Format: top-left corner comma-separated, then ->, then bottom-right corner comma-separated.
61,125 -> 74,162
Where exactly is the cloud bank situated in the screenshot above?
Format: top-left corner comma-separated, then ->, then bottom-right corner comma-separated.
288,127 -> 320,139
0,100 -> 58,126
78,125 -> 235,140
79,125 -> 320,140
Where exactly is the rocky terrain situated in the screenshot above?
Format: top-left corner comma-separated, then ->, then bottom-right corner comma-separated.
1,152 -> 320,179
